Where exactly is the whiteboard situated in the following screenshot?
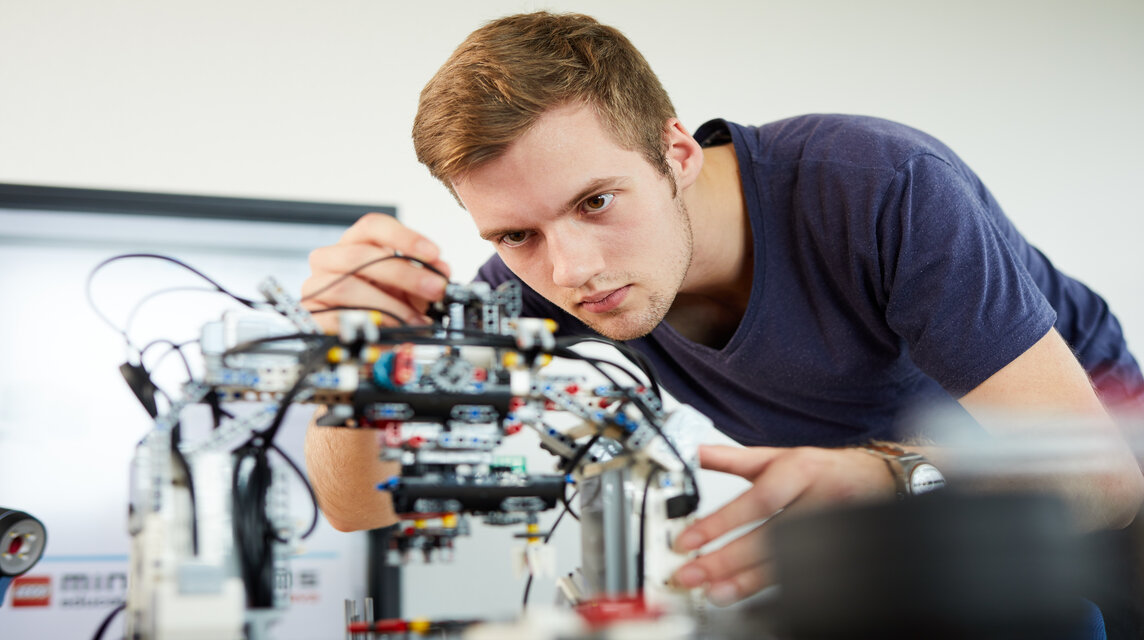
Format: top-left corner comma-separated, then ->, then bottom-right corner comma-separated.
0,207 -> 367,639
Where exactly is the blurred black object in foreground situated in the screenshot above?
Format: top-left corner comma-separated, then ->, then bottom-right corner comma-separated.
769,492 -> 1111,640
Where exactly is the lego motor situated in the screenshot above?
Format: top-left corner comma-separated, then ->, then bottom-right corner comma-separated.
0,508 -> 47,606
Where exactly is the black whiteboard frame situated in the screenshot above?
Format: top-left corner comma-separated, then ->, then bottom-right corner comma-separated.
0,183 -> 394,226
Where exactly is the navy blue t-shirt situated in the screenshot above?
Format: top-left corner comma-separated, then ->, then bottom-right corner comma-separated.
476,115 -> 1144,446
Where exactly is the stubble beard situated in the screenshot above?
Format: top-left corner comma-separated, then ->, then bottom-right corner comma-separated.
573,197 -> 694,342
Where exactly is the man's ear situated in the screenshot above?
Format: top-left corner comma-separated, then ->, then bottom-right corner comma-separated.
664,118 -> 704,190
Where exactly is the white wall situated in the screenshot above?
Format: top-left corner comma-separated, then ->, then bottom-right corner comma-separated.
2,1 -> 1141,348
1,0 -> 1142,627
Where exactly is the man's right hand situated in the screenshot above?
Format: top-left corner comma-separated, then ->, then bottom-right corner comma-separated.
302,213 -> 452,532
302,213 -> 453,332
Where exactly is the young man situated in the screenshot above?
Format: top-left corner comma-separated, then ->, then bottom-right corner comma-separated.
302,12 -> 1144,606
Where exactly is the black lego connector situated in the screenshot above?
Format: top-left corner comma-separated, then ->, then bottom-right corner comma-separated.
666,493 -> 700,519
120,361 -> 159,418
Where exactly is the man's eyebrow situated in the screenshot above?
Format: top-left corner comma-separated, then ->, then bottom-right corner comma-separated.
564,176 -> 628,212
478,176 -> 630,241
479,227 -> 511,241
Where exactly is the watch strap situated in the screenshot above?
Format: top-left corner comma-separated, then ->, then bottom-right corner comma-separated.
858,442 -> 940,499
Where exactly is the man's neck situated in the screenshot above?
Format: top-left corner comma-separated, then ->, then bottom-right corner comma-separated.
666,143 -> 753,348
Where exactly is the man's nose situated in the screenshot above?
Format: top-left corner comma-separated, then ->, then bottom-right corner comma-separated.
549,224 -> 605,289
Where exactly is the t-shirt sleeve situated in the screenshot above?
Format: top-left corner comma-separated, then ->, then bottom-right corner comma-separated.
877,153 -> 1057,396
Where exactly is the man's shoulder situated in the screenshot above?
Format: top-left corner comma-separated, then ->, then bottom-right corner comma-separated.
722,114 -> 956,171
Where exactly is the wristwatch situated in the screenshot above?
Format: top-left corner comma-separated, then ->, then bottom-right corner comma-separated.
860,442 -> 946,499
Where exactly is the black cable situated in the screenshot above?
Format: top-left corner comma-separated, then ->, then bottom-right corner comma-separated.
550,350 -> 699,511
249,338 -> 335,446
232,443 -> 276,608
206,389 -> 235,428
554,350 -> 687,487
561,433 -> 602,478
637,470 -> 655,591
91,602 -> 126,640
171,422 -> 199,556
87,254 -> 261,394
140,338 -> 196,381
229,337 -> 333,604
300,254 -> 448,302
222,332 -> 332,354
220,332 -> 334,377
119,359 -> 172,418
641,417 -> 700,511
309,305 -> 408,326
559,478 -> 581,522
522,489 -> 579,609
125,339 -> 197,411
608,339 -> 664,398
220,332 -> 331,453
372,331 -> 518,349
268,442 -> 320,540
551,347 -> 659,404
521,574 -> 534,608
367,323 -> 517,342
555,354 -> 696,501
87,254 -> 259,343
556,335 -> 664,400
540,347 -> 699,514
94,253 -> 259,306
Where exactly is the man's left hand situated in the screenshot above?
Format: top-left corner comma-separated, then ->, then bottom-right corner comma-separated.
670,444 -> 895,605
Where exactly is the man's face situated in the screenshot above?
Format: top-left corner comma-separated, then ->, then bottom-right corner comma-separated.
454,104 -> 693,341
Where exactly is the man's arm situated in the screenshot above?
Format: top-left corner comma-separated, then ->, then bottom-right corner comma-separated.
670,327 -> 1144,604
304,419 -> 399,532
301,213 -> 450,531
953,327 -> 1144,529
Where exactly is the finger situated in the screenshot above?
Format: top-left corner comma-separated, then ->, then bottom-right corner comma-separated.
707,561 -> 775,607
699,445 -> 786,479
305,302 -> 340,334
306,244 -> 449,302
303,275 -> 428,325
307,243 -> 449,298
672,523 -> 771,588
339,213 -> 452,278
676,453 -> 813,552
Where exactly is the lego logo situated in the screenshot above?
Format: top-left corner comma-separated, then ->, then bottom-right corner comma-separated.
11,576 -> 51,607
15,584 -> 50,597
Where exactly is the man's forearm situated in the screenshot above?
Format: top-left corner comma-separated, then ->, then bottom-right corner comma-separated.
948,328 -> 1144,530
304,421 -> 399,532
913,432 -> 1143,531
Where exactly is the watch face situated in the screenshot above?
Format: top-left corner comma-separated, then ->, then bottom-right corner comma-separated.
909,464 -> 946,495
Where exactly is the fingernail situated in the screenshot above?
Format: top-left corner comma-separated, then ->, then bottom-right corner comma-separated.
674,531 -> 702,552
708,582 -> 740,607
414,239 -> 439,261
672,564 -> 706,588
419,275 -> 445,298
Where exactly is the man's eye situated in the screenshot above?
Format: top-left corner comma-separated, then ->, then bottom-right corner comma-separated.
582,193 -> 614,213
500,231 -> 529,246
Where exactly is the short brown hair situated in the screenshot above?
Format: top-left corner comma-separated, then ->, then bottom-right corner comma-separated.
412,12 -> 677,200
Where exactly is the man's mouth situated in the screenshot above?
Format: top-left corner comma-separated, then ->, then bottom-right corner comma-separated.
578,285 -> 630,314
